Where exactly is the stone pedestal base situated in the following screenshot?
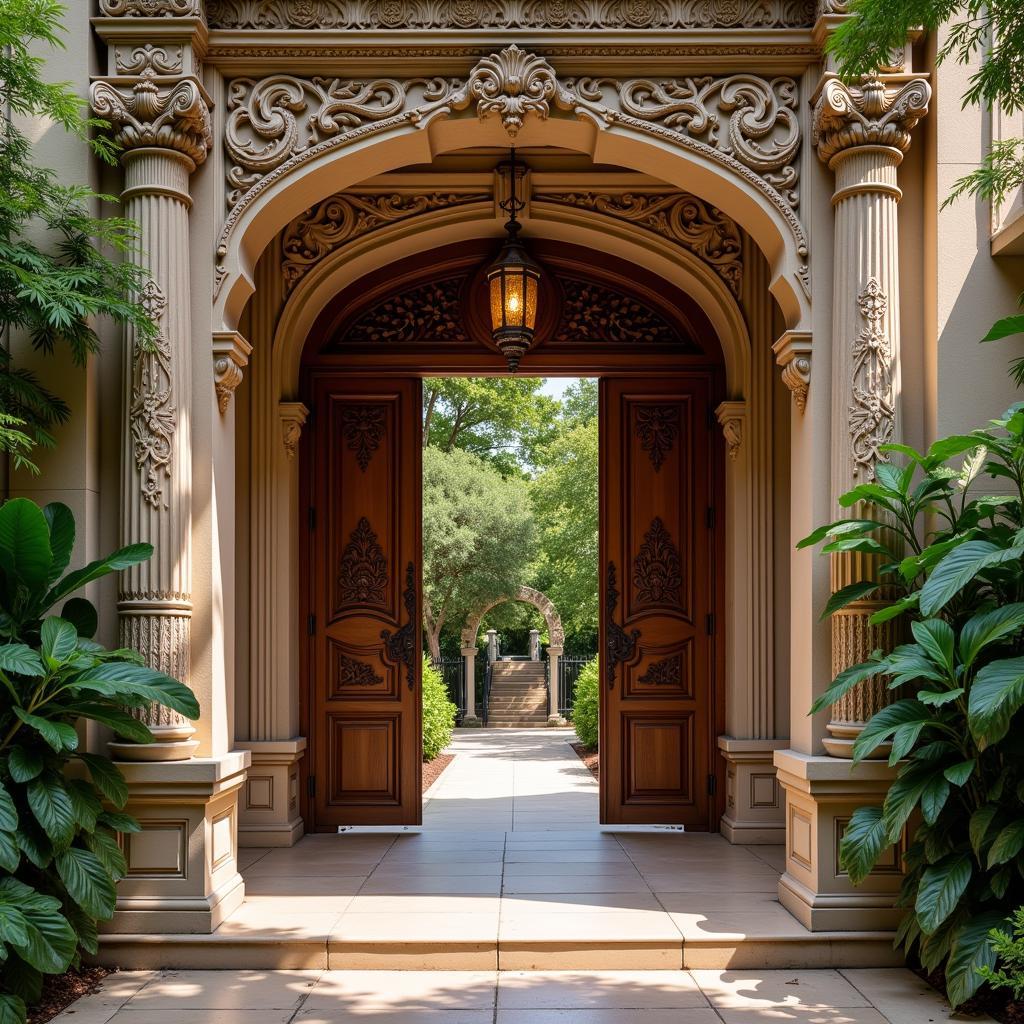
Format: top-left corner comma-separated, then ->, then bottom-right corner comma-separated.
548,714 -> 566,727
774,750 -> 903,932
236,738 -> 306,848
460,716 -> 482,728
718,736 -> 788,844
105,752 -> 250,935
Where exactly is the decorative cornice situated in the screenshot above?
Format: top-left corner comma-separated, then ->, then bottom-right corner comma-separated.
281,191 -> 489,292
715,399 -> 745,460
218,46 -> 806,294
206,0 -> 815,30
772,329 -> 811,413
100,0 -> 204,14
811,74 -> 930,165
279,401 -> 309,460
90,70 -> 213,166
212,331 -> 253,413
533,190 -> 742,296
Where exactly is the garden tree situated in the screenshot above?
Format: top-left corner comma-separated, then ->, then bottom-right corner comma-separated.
422,445 -> 537,660
0,0 -> 155,473
422,377 -> 561,476
529,414 -> 599,648
560,377 -> 598,427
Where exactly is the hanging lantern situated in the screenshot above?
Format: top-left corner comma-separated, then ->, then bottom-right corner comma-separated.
486,149 -> 541,372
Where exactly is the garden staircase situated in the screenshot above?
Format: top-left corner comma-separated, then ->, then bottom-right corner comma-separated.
486,661 -> 549,726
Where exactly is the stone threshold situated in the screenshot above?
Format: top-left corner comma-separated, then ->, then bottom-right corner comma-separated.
96,929 -> 902,971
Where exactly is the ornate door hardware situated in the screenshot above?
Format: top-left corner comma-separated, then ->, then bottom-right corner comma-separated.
382,561 -> 417,691
605,560 -> 640,690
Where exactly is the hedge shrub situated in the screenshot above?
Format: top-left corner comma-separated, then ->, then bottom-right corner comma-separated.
423,658 -> 456,761
572,657 -> 599,749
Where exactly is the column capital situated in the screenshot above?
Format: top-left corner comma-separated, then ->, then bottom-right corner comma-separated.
811,74 -> 930,167
90,70 -> 212,168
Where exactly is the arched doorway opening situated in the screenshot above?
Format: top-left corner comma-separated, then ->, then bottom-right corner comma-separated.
296,235 -> 727,830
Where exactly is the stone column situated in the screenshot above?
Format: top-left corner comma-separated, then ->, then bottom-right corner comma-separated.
90,73 -> 212,761
461,646 -> 480,726
812,74 -> 930,757
529,629 -> 540,661
546,645 -> 563,725
486,629 -> 499,663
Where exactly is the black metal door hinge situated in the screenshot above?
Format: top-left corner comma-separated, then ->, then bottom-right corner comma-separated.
706,613 -> 715,635
707,774 -> 717,795
307,775 -> 316,797
308,614 -> 316,636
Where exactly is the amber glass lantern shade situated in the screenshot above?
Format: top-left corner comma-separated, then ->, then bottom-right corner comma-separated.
486,236 -> 541,372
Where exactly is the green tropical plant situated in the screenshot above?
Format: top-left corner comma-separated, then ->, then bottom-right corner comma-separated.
571,657 -> 599,749
0,498 -> 199,1024
422,658 -> 456,761
977,906 -> 1024,1000
801,407 -> 1024,1007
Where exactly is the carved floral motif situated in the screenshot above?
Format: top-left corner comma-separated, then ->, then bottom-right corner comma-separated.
337,652 -> 384,687
131,280 -> 175,509
553,277 -> 691,347
849,277 -> 894,479
206,0 -> 815,29
633,517 -> 683,607
638,653 -> 682,686
635,404 -> 680,471
535,191 -> 742,296
115,44 -> 185,76
282,192 -> 488,292
338,517 -> 388,605
341,404 -> 386,471
336,277 -> 470,346
100,0 -> 203,13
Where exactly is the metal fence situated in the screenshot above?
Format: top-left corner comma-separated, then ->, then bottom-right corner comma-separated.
558,655 -> 594,719
431,657 -> 466,723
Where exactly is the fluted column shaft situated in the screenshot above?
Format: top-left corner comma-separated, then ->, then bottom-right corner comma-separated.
812,74 -> 930,757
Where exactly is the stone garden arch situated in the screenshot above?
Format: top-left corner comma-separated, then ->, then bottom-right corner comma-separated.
460,587 -> 566,725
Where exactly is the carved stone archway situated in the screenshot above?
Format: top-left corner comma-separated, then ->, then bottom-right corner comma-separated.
460,586 -> 566,725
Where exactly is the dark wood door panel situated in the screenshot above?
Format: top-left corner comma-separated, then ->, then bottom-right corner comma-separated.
600,376 -> 717,827
309,375 -> 422,828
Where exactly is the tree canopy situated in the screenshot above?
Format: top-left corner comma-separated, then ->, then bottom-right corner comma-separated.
0,0 -> 155,473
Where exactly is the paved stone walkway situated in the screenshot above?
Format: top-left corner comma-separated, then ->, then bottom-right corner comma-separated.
56,966 -> 971,1023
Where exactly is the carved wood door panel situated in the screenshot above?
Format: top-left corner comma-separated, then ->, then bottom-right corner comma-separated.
309,375 -> 422,828
599,376 -> 717,827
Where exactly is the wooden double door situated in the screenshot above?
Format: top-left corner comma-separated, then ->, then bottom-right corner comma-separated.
305,373 -> 720,830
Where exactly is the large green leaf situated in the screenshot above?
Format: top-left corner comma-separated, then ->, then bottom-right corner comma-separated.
959,603 -> 1024,668
0,781 -> 18,833
60,597 -> 97,640
838,806 -> 888,884
71,704 -> 153,744
982,313 -> 1024,342
798,520 -> 885,550
920,540 -> 1024,616
13,708 -> 77,753
85,828 -> 127,879
26,774 -> 76,847
0,878 -> 75,974
853,700 -> 931,763
882,763 -> 933,841
97,811 -> 141,834
945,911 -> 1006,1008
77,753 -> 128,808
0,499 -> 52,595
911,620 -> 955,673
809,658 -> 885,716
0,644 -> 44,677
943,759 -> 975,786
6,746 -> 43,783
44,543 -> 152,609
0,905 -> 28,949
820,581 -> 880,620
969,805 -> 999,858
55,847 -> 117,920
0,831 -> 19,874
916,855 -> 972,933
0,994 -> 26,1024
42,503 -> 75,585
66,780 -> 101,833
74,661 -> 200,720
987,820 -> 1024,868
919,775 -> 951,825
968,656 -> 1024,745
39,617 -> 78,666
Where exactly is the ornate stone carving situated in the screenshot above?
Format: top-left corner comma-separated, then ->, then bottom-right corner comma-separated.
115,44 -> 185,76
639,653 -> 682,686
206,0 -> 816,30
337,276 -> 470,346
535,191 -> 742,296
605,561 -> 640,689
634,404 -> 680,471
280,402 -> 308,459
633,517 -> 683,607
212,332 -> 252,414
337,652 -> 384,687
100,0 -> 203,13
341,404 -> 386,471
715,400 -> 745,461
614,75 -> 801,207
849,278 -> 894,479
553,276 -> 692,347
90,71 -> 212,165
338,517 -> 388,606
812,75 -> 931,165
462,584 -> 565,650
130,280 -> 175,509
217,49 -> 807,293
772,330 -> 812,414
381,562 -> 417,690
282,192 -> 489,292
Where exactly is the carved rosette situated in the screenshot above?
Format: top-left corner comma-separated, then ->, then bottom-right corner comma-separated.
100,0 -> 203,13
